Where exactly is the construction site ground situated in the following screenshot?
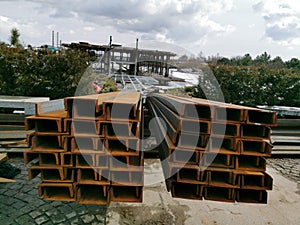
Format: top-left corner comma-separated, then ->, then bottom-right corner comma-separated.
0,155 -> 299,225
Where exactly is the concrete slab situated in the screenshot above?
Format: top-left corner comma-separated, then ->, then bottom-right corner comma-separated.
106,159 -> 300,225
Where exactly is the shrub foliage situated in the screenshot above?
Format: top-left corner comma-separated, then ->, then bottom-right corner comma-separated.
185,65 -> 300,107
0,43 -> 93,99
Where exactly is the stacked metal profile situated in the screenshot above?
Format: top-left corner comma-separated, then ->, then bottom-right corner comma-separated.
24,92 -> 143,204
148,93 -> 277,203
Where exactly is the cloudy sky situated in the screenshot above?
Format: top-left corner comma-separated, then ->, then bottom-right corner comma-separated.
0,0 -> 299,60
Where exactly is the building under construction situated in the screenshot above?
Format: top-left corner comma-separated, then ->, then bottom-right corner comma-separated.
62,39 -> 176,77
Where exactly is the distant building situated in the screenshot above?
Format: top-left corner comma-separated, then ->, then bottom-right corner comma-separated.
62,41 -> 176,77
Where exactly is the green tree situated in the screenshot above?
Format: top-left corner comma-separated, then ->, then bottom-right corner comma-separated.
240,53 -> 252,66
253,52 -> 271,66
269,56 -> 286,69
286,58 -> 300,70
10,28 -> 22,48
217,57 -> 230,65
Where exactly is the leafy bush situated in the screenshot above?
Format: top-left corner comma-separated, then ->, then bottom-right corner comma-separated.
100,78 -> 118,93
0,43 -> 94,99
186,65 -> 300,107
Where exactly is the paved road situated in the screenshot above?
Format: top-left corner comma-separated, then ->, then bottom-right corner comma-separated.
0,156 -> 107,225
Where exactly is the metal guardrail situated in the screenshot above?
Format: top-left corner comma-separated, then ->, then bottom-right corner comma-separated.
0,96 -> 50,151
271,119 -> 300,155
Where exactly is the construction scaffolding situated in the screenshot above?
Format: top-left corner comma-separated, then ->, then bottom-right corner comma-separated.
62,40 -> 176,77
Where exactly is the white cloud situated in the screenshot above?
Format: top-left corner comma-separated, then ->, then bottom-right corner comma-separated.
83,26 -> 95,32
18,0 -> 235,45
0,15 -> 19,33
253,0 -> 300,46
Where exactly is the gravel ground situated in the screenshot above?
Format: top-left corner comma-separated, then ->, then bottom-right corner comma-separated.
267,158 -> 300,184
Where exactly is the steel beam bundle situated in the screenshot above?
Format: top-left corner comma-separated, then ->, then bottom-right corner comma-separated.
148,93 -> 277,204
24,92 -> 143,204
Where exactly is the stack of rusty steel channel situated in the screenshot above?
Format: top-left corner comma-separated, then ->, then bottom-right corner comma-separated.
24,91 -> 143,204
147,93 -> 277,203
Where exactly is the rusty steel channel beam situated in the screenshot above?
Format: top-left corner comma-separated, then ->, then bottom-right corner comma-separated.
25,116 -> 65,134
236,155 -> 266,172
208,136 -> 239,154
38,183 -> 75,202
103,92 -> 141,121
163,94 -> 241,122
76,184 -> 110,205
211,123 -> 240,137
75,153 -> 109,169
98,121 -> 140,137
28,165 -> 74,182
204,187 -> 236,203
41,167 -> 74,183
239,139 -> 272,157
24,91 -> 145,205
110,169 -> 143,186
77,168 -> 110,185
236,171 -> 273,190
24,151 -> 60,166
171,94 -> 277,126
148,98 -> 179,144
31,134 -> 64,151
171,149 -> 202,165
150,97 -> 212,138
61,152 -> 75,167
147,100 -> 176,159
241,124 -> 271,140
178,132 -> 209,150
35,98 -> 67,118
201,153 -> 236,169
105,137 -> 140,156
63,136 -> 105,153
207,169 -> 239,188
69,119 -> 99,137
110,185 -> 143,203
163,161 -> 208,185
150,96 -> 212,135
149,94 -> 212,120
65,92 -> 119,119
171,182 -> 203,200
176,165 -> 207,185
35,98 -> 65,116
236,189 -> 268,203
181,119 -> 211,134
110,153 -> 143,170
149,97 -> 181,130
246,110 -> 277,126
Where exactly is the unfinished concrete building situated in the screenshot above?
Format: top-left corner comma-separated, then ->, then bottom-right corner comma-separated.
62,41 -> 176,77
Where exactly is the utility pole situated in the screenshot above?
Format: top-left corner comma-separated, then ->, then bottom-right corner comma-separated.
52,31 -> 55,48
57,32 -> 59,48
108,35 -> 112,75
134,38 -> 139,76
